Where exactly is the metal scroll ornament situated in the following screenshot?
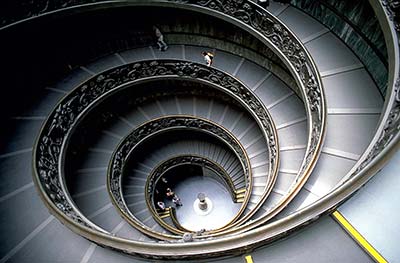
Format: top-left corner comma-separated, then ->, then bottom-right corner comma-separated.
147,155 -> 240,232
195,0 -> 323,108
109,116 -> 251,218
382,0 -> 400,30
148,155 -> 238,201
34,59 -> 278,233
347,0 -> 400,176
108,117 -> 250,236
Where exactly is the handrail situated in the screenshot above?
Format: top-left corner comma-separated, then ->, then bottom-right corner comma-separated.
168,207 -> 186,231
146,155 -> 241,234
157,0 -> 326,234
29,0 -> 330,259
33,58 -> 279,245
336,0 -> 400,184
123,63 -> 280,225
290,1 -> 388,96
293,1 -> 387,66
109,116 -> 251,237
148,155 -> 238,204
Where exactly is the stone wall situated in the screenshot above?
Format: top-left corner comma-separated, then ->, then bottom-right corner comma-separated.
291,0 -> 388,96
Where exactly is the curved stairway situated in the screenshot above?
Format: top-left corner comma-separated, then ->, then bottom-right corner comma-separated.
0,1 -> 394,262
69,91 -> 264,238
68,44 -> 309,222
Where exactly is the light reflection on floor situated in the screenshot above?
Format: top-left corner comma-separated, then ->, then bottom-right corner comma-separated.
171,175 -> 241,231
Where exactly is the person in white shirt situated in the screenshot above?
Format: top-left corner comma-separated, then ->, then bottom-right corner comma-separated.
153,26 -> 168,51
202,51 -> 214,67
157,201 -> 166,211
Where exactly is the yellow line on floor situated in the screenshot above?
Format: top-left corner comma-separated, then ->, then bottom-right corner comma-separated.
332,211 -> 387,263
244,255 -> 254,263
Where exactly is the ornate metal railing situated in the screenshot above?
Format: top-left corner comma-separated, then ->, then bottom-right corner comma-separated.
148,155 -> 239,205
28,0 -> 331,259
335,1 -> 400,181
291,0 -> 388,95
165,0 -> 326,230
15,0 -> 397,260
33,57 -> 280,251
108,116 -> 251,238
145,154 -> 241,234
204,0 -> 400,252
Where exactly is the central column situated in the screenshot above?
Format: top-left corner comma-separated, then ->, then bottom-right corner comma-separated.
193,192 -> 213,216
197,193 -> 208,210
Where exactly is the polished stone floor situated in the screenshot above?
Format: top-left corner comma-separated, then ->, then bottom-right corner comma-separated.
170,175 -> 241,231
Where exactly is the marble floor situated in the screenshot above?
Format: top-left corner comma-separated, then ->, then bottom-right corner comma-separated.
170,175 -> 241,231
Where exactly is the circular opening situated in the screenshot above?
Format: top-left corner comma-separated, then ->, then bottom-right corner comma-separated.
155,164 -> 241,231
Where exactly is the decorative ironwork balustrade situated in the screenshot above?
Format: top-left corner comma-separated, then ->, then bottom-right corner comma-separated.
21,0 -> 400,260
33,58 -> 281,258
27,0 -> 332,259
108,116 -> 252,238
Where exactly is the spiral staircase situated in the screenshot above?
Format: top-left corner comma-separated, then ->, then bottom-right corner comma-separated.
0,0 -> 399,262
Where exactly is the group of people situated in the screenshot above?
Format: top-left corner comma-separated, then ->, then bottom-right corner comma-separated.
153,26 -> 214,67
166,188 -> 183,207
156,178 -> 183,212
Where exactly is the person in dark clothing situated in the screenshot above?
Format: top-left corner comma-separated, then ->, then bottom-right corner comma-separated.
172,194 -> 182,206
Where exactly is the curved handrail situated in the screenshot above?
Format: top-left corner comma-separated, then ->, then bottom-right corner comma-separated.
115,68 -> 280,226
33,58 -> 279,244
145,154 -> 242,234
28,0 -> 330,259
21,1 -> 325,216
148,155 -> 239,204
109,116 -> 251,237
23,0 -> 400,261
168,207 -> 187,231
154,0 -> 326,234
156,0 -> 326,231
6,0 -> 325,237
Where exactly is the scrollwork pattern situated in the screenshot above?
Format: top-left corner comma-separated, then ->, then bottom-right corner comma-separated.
188,0 -> 323,118
28,0 -> 330,258
109,116 -> 250,217
382,0 -> 400,30
25,0 -> 327,235
148,155 -> 238,207
3,0 -> 324,150
350,1 -> 400,176
25,0 -> 400,259
352,76 -> 400,175
35,59 -> 278,230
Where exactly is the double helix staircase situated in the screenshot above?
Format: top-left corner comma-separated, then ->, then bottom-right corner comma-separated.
1,1 -> 399,262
